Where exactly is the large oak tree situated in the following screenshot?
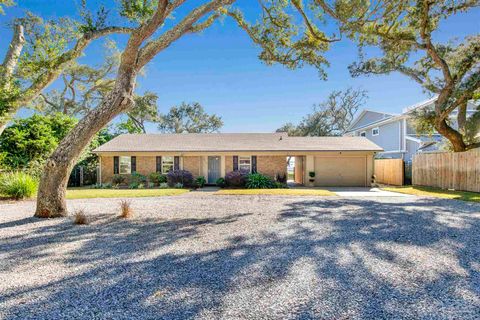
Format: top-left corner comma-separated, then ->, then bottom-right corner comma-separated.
314,0 -> 479,151
35,0 -> 338,217
0,4 -> 132,134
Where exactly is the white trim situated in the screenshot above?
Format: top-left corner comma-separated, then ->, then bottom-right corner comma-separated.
405,135 -> 422,143
238,155 -> 252,173
372,127 -> 379,136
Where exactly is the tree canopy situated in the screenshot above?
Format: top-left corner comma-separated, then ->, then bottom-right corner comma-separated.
313,0 -> 479,151
277,88 -> 367,136
158,102 -> 223,133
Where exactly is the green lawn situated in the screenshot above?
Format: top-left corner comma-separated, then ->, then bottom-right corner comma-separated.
216,188 -> 335,196
66,188 -> 189,199
382,186 -> 480,203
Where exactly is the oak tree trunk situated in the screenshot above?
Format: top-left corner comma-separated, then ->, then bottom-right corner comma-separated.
435,118 -> 467,152
34,65 -> 137,218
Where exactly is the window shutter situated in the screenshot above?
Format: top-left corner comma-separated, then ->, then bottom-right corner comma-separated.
233,156 -> 238,171
174,156 -> 180,170
156,156 -> 162,173
131,156 -> 136,173
114,156 -> 119,174
252,156 -> 257,173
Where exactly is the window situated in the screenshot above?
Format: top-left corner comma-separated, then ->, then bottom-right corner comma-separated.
119,156 -> 131,174
162,156 -> 174,173
372,127 -> 379,136
360,131 -> 366,137
238,156 -> 251,172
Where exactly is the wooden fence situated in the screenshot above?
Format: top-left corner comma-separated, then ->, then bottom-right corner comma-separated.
374,159 -> 404,186
413,149 -> 480,192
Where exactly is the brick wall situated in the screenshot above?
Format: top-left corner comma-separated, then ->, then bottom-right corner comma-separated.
183,156 -> 202,177
100,155 -> 156,183
257,156 -> 287,179
100,156 -> 114,183
225,156 -> 233,173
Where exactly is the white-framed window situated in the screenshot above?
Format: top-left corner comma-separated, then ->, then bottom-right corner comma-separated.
360,131 -> 366,137
372,127 -> 379,136
162,156 -> 174,173
119,156 -> 131,174
239,156 -> 252,172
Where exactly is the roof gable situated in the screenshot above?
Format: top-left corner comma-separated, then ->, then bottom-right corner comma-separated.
347,110 -> 395,132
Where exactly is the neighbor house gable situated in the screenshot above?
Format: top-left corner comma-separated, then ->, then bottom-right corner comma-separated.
347,110 -> 395,132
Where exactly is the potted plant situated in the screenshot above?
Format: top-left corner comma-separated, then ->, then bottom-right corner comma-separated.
308,171 -> 315,183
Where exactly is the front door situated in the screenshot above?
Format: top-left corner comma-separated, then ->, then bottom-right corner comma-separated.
208,156 -> 221,184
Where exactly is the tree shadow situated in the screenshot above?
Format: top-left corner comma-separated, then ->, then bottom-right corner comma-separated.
1,198 -> 479,319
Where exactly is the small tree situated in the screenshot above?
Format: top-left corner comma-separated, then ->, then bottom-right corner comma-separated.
314,0 -> 480,151
277,87 -> 367,136
158,102 -> 223,133
35,0 -> 339,217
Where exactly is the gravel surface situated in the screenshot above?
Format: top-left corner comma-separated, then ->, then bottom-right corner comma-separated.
0,193 -> 479,319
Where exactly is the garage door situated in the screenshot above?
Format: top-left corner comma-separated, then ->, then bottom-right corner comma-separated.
314,156 -> 367,187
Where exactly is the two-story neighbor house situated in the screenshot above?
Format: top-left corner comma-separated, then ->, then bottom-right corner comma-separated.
344,97 -> 478,162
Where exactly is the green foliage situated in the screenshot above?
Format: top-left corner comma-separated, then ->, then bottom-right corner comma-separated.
159,182 -> 169,189
0,0 -> 14,15
277,88 -> 367,136
148,172 -> 167,185
112,174 -> 126,185
0,113 -> 77,169
158,102 -> 223,133
79,0 -> 109,33
18,13 -> 78,82
120,0 -> 156,23
245,173 -> 274,189
0,171 -> 38,199
216,177 -> 226,188
129,172 -> 147,184
195,176 -> 206,188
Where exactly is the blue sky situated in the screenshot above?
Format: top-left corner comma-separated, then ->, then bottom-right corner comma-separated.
1,1 -> 478,132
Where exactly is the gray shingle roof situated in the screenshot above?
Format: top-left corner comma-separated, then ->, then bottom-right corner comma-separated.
93,133 -> 383,152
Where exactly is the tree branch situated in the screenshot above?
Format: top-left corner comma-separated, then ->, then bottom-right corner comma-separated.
1,22 -> 25,86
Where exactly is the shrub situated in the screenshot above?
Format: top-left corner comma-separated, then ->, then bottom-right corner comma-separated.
174,182 -> 184,189
0,172 -> 38,199
74,209 -> 89,225
130,172 -> 147,184
119,200 -> 133,219
129,182 -> 139,189
149,172 -> 167,185
275,172 -> 287,183
159,182 -> 169,189
216,177 -> 226,188
112,174 -> 126,185
167,170 -> 193,187
93,183 -> 112,189
147,182 -> 155,188
225,170 -> 248,188
274,181 -> 288,189
246,173 -> 274,189
195,176 -> 206,188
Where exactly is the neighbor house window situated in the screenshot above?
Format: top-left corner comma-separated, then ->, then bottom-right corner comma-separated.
162,156 -> 174,173
119,156 -> 131,174
360,131 -> 366,137
239,156 -> 252,172
372,127 -> 379,136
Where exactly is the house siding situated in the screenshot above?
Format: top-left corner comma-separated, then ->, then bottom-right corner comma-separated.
363,121 -> 402,152
350,112 -> 390,130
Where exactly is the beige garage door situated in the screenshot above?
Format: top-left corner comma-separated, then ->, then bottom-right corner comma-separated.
314,156 -> 367,187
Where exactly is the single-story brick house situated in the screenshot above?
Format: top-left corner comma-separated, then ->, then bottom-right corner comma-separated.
93,133 -> 383,187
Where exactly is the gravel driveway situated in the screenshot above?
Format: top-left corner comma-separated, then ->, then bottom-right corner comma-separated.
0,193 -> 479,319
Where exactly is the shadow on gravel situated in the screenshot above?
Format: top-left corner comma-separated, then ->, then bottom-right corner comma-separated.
1,198 -> 479,319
